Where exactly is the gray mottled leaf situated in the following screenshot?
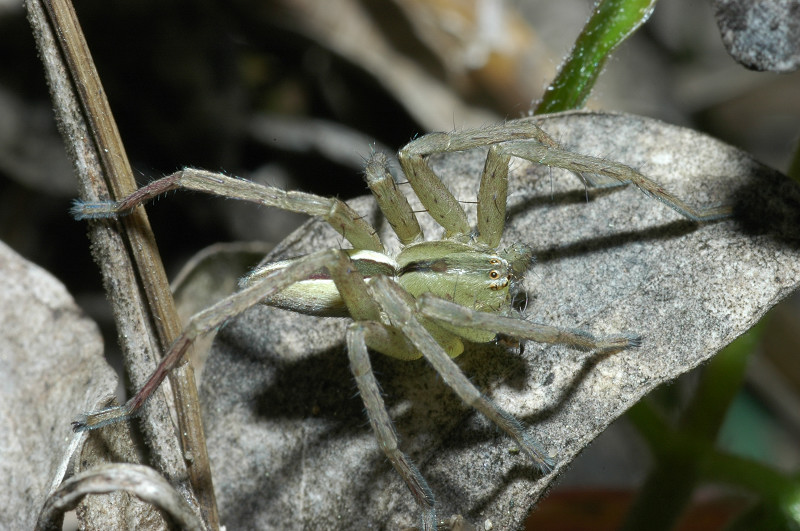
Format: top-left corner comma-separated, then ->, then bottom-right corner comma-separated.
199,111 -> 800,529
0,241 -> 116,529
713,0 -> 800,72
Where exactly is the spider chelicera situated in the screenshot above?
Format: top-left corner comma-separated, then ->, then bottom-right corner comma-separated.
72,117 -> 729,529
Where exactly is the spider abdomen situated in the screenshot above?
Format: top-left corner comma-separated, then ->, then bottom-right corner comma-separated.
242,249 -> 398,316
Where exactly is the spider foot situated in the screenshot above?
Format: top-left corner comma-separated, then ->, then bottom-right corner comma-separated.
596,333 -> 642,354
71,404 -> 135,432
70,199 -> 122,220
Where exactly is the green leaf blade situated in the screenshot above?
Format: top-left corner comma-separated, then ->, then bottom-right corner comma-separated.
536,0 -> 658,114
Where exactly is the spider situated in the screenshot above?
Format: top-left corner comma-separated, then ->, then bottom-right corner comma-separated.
72,118 -> 729,529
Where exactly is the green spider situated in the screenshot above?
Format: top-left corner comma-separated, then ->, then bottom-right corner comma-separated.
72,118 -> 729,529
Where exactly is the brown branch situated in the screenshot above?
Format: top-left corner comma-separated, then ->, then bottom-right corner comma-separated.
25,0 -> 218,527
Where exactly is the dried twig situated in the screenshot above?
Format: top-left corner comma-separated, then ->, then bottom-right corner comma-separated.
25,0 -> 218,527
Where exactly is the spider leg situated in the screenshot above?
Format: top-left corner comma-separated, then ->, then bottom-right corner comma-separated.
398,122 -> 554,241
370,277 -> 556,474
364,153 -> 423,245
399,119 -> 730,248
417,294 -> 641,354
285,247 -> 439,526
71,168 -> 383,252
476,144 -> 510,248
72,249 -> 352,431
495,140 -> 732,221
347,322 -> 437,531
328,254 -> 438,526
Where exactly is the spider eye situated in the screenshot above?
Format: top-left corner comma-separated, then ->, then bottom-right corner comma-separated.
489,258 -> 501,265
489,270 -> 500,279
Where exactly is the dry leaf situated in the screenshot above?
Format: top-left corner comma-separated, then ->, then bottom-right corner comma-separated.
0,240 -> 116,529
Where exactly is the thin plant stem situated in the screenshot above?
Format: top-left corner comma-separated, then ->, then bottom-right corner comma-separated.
26,0 -> 218,527
535,0 -> 658,114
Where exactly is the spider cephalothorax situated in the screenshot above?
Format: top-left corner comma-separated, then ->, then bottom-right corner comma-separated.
72,118 -> 729,529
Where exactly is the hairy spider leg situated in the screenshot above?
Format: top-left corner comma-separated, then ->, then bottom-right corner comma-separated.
288,248 -> 441,529
396,121 -> 731,249
495,139 -> 733,221
398,121 -> 556,242
347,324 -> 437,530
417,294 -> 641,354
72,248 -> 414,429
72,249 -> 348,430
371,276 -> 557,474
72,168 -> 384,252
364,152 -> 423,245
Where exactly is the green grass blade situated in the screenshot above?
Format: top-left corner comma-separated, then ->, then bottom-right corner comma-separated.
536,0 -> 658,114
